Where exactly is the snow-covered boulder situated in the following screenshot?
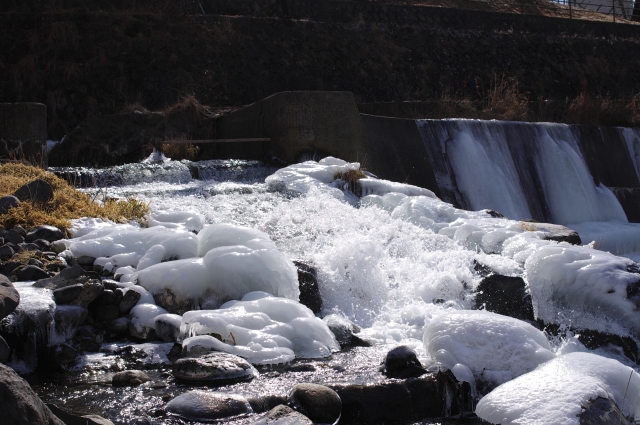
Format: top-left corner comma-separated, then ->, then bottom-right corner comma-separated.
424,310 -> 555,389
181,292 -> 339,365
476,352 -> 640,425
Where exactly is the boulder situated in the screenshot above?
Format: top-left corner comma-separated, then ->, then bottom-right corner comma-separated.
94,304 -> 120,322
46,405 -> 114,425
50,241 -> 66,254
17,265 -> 49,281
12,225 -> 27,237
0,335 -> 10,363
118,289 -> 141,314
28,258 -> 44,268
13,179 -> 54,204
18,242 -> 41,252
579,397 -> 630,425
26,226 -> 64,243
0,363 -> 65,425
0,195 -> 20,214
76,255 -> 96,266
54,305 -> 86,336
34,265 -> 85,289
94,289 -> 121,306
72,326 -> 103,352
323,314 -> 370,348
172,353 -> 259,385
104,317 -> 130,333
246,395 -> 289,414
52,284 -> 84,304
165,391 -> 251,422
152,288 -> 192,315
474,274 -> 535,322
0,229 -> 25,245
380,345 -> 427,379
293,260 -> 322,314
289,383 -> 342,424
0,275 -> 20,319
520,221 -> 581,245
0,244 -> 15,258
154,314 -> 181,343
71,279 -> 104,308
112,370 -> 151,387
32,239 -> 51,251
48,344 -> 80,370
253,405 -> 313,425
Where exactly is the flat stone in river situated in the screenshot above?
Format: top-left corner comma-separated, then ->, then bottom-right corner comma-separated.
172,352 -> 258,385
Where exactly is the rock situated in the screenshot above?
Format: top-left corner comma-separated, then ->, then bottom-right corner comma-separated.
0,363 -> 65,425
72,326 -> 103,352
253,405 -> 313,425
32,239 -> 51,251
0,195 -> 20,214
54,305 -> 86,336
0,229 -> 25,245
0,244 -> 15,258
102,280 -> 118,291
12,225 -> 27,237
165,391 -> 251,422
28,258 -> 44,268
94,304 -> 120,321
76,255 -> 96,266
128,320 -> 156,340
475,274 -> 535,322
0,275 -> 20,320
520,221 -> 581,245
50,241 -> 66,254
155,314 -> 181,343
152,288 -> 192,315
46,404 -> 115,425
34,265 -> 85,289
323,314 -> 370,348
289,383 -> 342,424
49,344 -> 80,370
104,317 -> 130,333
72,279 -> 104,308
53,284 -> 84,304
247,395 -> 289,414
94,289 -> 121,306
172,353 -> 259,384
293,260 -> 322,314
18,242 -> 41,252
14,179 -> 54,204
17,265 -> 49,281
112,370 -> 151,387
380,345 -> 427,379
0,335 -> 10,363
579,397 -> 629,425
119,289 -> 141,314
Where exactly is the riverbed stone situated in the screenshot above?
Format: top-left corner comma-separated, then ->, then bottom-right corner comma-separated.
155,314 -> 181,342
323,314 -> 370,348
165,391 -> 251,421
34,265 -> 85,289
520,221 -> 581,245
173,353 -> 259,384
0,195 -> 20,214
253,405 -> 313,425
26,224 -> 63,243
289,383 -> 342,424
49,343 -> 80,370
104,317 -> 130,333
0,229 -> 25,245
579,396 -> 629,425
293,260 -> 322,314
152,288 -> 192,315
46,404 -> 115,425
53,284 -> 84,304
72,279 -> 104,308
475,274 -> 535,322
112,370 -> 151,387
17,265 -> 49,281
28,258 -> 44,268
14,179 -> 54,204
94,304 -> 120,321
18,242 -> 41,252
0,244 -> 15,258
119,289 -> 141,314
0,335 -> 10,363
77,255 -> 96,266
380,345 -> 427,379
32,239 -> 51,251
0,363 -> 65,425
50,241 -> 66,254
0,275 -> 19,319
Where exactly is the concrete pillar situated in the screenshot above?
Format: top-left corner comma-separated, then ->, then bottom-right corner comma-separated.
0,103 -> 48,167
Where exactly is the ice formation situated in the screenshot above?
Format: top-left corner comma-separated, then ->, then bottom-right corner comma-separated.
181,292 -> 339,365
424,310 -> 555,387
476,352 -> 640,425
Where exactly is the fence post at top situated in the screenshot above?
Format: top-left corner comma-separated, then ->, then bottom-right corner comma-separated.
613,0 -> 616,22
569,0 -> 572,19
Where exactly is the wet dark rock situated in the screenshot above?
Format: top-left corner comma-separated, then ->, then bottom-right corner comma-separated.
49,343 -> 80,370
54,305 -> 86,335
323,314 -> 370,348
94,289 -> 120,306
28,258 -> 44,268
77,255 -> 96,266
155,315 -> 181,343
0,244 -> 15,258
53,284 -> 84,304
45,262 -> 67,272
50,241 -> 66,254
18,242 -> 41,252
32,239 -> 51,251
578,328 -> 638,364
17,265 -> 49,281
112,370 -> 151,387
0,229 -> 25,245
72,279 -> 104,308
0,335 -> 10,363
380,345 -> 427,379
481,209 -> 505,218
284,364 -> 317,372
247,395 -> 289,414
34,265 -> 85,289
253,405 -> 313,425
26,225 -> 64,243
520,221 -> 581,245
152,288 -> 191,315
475,274 -> 535,322
94,304 -> 120,321
102,279 -> 119,291
172,353 -> 259,384
1,260 -> 21,277
14,179 -> 54,204
12,225 -> 27,237
289,383 -> 341,424
165,391 -> 251,422
0,275 -> 19,320
72,326 -> 103,352
46,404 -> 115,425
0,363 -> 64,425
472,260 -> 494,278
293,260 -> 322,314
0,195 -> 20,214
579,396 -> 629,425
104,317 -> 130,333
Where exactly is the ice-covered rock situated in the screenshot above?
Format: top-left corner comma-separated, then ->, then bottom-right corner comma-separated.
181,292 -> 339,365
476,352 -> 640,425
129,304 -> 168,340
424,310 -> 555,389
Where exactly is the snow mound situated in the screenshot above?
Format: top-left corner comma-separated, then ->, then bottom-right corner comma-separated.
476,352 -> 640,425
424,310 -> 555,387
181,292 -> 339,365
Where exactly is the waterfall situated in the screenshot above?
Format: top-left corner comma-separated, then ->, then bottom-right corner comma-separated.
416,119 -> 630,226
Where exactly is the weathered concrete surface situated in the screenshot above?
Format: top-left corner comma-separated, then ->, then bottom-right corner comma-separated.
610,187 -> 640,223
216,91 -> 368,164
0,103 -> 47,166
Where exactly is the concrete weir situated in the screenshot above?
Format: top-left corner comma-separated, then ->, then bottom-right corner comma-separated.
0,103 -> 48,167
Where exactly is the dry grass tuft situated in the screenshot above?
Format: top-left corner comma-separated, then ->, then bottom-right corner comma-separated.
0,163 -> 149,232
163,94 -> 214,123
162,142 -> 200,160
564,92 -> 636,127
483,76 -> 530,121
334,168 -> 368,195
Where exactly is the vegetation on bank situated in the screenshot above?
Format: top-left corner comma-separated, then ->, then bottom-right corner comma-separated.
0,163 -> 149,233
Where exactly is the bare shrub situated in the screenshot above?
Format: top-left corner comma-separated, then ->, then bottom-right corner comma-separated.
483,75 -> 530,121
